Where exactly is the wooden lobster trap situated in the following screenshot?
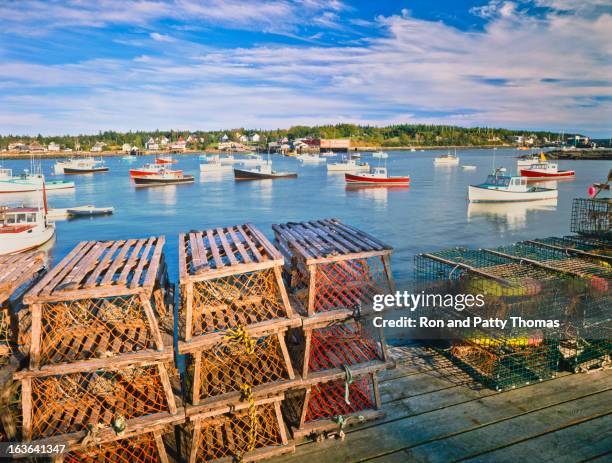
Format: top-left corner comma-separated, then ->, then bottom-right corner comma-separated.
184,394 -> 294,463
178,224 -> 300,352
22,238 -> 172,370
14,358 -> 181,444
282,372 -> 382,439
183,328 -> 298,414
52,430 -> 171,463
272,219 -> 394,319
0,251 -> 46,362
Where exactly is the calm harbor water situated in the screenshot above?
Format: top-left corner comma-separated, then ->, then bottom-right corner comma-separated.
2,149 -> 607,287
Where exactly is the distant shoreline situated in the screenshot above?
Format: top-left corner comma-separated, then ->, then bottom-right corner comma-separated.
544,149 -> 612,160
0,144 -> 523,160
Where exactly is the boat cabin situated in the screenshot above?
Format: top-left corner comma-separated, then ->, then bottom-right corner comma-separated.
0,207 -> 42,232
371,167 -> 388,177
0,168 -> 13,179
482,174 -> 529,191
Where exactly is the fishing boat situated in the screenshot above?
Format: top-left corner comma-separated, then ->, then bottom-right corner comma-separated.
219,154 -> 240,164
133,170 -> 195,186
0,169 -> 75,193
372,150 -> 388,159
54,157 -> 108,174
320,150 -> 336,157
155,154 -> 178,165
345,167 -> 410,185
67,205 -> 114,216
517,152 -> 545,168
199,155 -> 232,172
468,170 -> 558,202
234,162 -> 297,180
461,165 -> 477,171
327,157 -> 370,172
434,151 -> 460,165
296,153 -> 325,163
130,163 -> 182,178
519,161 -> 575,180
0,196 -> 55,255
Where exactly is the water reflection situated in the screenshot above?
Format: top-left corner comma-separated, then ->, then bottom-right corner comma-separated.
345,184 -> 409,206
144,185 -> 177,206
467,198 -> 558,231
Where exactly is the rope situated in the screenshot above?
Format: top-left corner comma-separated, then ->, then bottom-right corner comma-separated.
343,365 -> 354,405
225,326 -> 256,355
80,423 -> 103,448
234,383 -> 258,462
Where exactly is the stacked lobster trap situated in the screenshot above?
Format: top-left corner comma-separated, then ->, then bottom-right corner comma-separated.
273,219 -> 394,439
414,235 -> 611,390
570,198 -> 611,239
14,237 -> 182,461
0,251 -> 46,444
177,224 -> 301,462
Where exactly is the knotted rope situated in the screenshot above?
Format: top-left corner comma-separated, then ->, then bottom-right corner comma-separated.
343,364 -> 354,405
225,325 -> 256,355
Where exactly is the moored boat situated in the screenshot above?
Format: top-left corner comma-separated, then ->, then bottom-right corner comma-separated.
130,163 -> 182,178
517,152 -> 546,168
320,150 -> 336,157
372,150 -> 388,159
133,170 -> 194,186
327,158 -> 370,172
234,163 -> 297,180
296,153 -> 325,163
67,205 -> 115,216
461,165 -> 477,170
199,155 -> 233,172
0,204 -> 55,255
434,152 -> 460,165
55,157 -> 108,174
468,170 -> 558,202
0,170 -> 75,193
155,154 -> 178,164
519,162 -> 575,180
345,167 -> 410,185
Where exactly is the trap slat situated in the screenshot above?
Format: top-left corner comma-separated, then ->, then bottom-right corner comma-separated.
0,251 -> 45,304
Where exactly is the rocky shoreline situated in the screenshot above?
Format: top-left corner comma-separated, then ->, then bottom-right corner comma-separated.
544,149 -> 612,160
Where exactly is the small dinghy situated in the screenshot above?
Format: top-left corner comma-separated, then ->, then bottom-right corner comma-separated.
461,165 -> 477,170
67,205 -> 114,217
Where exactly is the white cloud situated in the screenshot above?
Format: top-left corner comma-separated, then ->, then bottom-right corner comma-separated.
0,1 -> 610,136
150,32 -> 175,42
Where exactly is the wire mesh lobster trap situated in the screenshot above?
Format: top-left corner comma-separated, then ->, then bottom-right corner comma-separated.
282,373 -> 382,439
0,251 -> 46,363
22,238 -> 172,369
272,219 -> 394,318
183,330 -> 296,412
570,198 -> 611,238
185,394 -> 294,463
532,235 -> 612,256
558,321 -> 611,372
15,360 -> 179,442
57,431 -> 170,463
178,225 -> 299,350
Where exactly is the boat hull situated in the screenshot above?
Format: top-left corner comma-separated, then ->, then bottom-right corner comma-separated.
130,169 -> 182,177
519,168 -> 575,179
0,224 -> 55,255
63,167 -> 109,174
468,185 -> 558,202
133,175 -> 194,186
233,168 -> 297,180
0,180 -> 74,193
345,173 -> 410,185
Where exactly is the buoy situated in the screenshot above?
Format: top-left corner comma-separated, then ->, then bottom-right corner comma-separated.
588,185 -> 596,197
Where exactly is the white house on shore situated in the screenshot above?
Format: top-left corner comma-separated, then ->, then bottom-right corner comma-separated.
146,137 -> 159,150
91,141 -> 106,152
250,134 -> 260,143
122,143 -> 132,153
47,142 -> 61,152
171,136 -> 187,151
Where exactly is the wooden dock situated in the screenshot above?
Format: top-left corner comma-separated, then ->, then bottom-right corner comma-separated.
268,345 -> 612,463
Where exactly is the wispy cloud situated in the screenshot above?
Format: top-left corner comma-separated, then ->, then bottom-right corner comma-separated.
0,1 -> 610,135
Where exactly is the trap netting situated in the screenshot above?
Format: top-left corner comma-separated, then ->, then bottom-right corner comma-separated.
558,321 -> 612,372
37,294 -> 166,366
533,235 -> 612,256
27,364 -> 172,439
288,319 -> 384,377
0,376 -> 21,442
290,256 -> 390,315
183,269 -> 290,339
63,433 -> 166,463
283,375 -> 376,428
186,333 -> 292,403
190,402 -> 285,462
571,198 -> 611,238
445,334 -> 560,391
0,305 -> 11,361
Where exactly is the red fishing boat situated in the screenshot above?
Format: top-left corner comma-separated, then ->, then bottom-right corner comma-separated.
130,163 -> 183,178
155,155 -> 178,165
345,167 -> 410,185
519,162 -> 575,180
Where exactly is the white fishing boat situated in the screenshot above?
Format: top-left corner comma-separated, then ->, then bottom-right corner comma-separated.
219,155 -> 240,165
296,153 -> 326,163
199,155 -> 233,172
372,151 -> 389,159
327,157 -> 370,172
0,200 -> 55,255
461,165 -> 477,171
434,151 -> 460,165
0,169 -> 75,193
320,150 -> 336,157
237,154 -> 266,166
54,157 -> 108,174
517,152 -> 545,168
345,167 -> 410,185
468,170 -> 558,203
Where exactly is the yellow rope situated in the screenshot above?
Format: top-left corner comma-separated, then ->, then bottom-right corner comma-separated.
225,326 -> 256,355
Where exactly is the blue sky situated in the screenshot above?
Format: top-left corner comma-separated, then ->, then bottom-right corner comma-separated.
0,0 -> 610,136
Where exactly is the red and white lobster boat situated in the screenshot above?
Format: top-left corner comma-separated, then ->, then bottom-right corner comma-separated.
130,163 -> 183,178
520,161 -> 575,180
155,155 -> 178,165
345,167 -> 410,185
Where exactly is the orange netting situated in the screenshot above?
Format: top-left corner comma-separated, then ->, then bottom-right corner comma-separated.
191,402 -> 283,462
304,375 -> 375,423
64,433 -> 164,463
188,334 -> 292,402
38,295 -> 164,366
28,364 -> 171,439
184,269 -> 289,338
0,306 -> 11,361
